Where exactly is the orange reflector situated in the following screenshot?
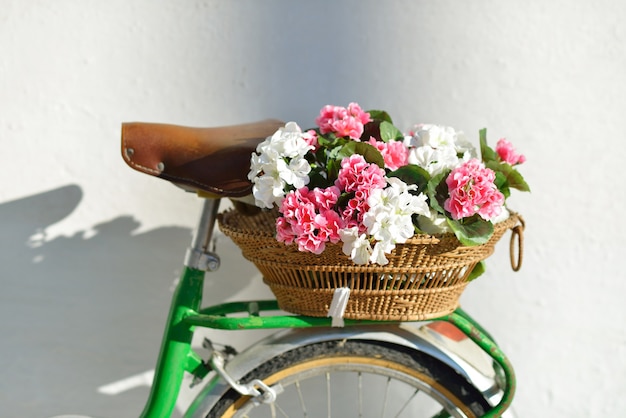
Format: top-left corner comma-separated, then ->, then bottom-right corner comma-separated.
427,321 -> 467,342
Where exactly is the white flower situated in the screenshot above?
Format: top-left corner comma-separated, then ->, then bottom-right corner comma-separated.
370,242 -> 390,265
454,134 -> 477,157
358,178 -> 431,265
404,124 -> 477,176
385,176 -> 416,193
272,122 -> 312,158
363,209 -> 396,245
378,178 -> 430,219
249,122 -> 313,208
407,145 -> 460,176
407,124 -> 457,149
491,206 -> 510,224
338,227 -> 372,265
283,157 -> 311,189
252,174 -> 286,209
406,124 -> 473,152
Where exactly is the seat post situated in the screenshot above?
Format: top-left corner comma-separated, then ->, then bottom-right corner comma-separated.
185,198 -> 221,272
141,199 -> 222,417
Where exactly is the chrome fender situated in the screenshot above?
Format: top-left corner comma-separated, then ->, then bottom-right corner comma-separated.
185,322 -> 504,418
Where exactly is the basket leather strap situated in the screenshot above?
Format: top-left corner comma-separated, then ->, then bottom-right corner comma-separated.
327,287 -> 351,327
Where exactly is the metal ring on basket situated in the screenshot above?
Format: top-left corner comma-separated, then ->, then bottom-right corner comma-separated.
509,216 -> 525,272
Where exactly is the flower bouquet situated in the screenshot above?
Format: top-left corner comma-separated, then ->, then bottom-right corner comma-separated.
219,103 -> 528,322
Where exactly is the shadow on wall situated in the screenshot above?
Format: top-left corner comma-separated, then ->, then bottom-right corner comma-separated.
0,185 -> 257,417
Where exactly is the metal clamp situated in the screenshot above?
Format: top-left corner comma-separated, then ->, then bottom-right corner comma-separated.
184,248 -> 220,271
209,351 -> 279,405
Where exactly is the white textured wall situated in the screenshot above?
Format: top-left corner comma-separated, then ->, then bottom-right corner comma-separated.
2,1 -> 625,416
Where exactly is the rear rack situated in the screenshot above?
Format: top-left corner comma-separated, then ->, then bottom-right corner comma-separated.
180,299 -> 514,417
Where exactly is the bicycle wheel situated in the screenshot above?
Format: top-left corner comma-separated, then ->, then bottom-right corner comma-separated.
206,339 -> 490,418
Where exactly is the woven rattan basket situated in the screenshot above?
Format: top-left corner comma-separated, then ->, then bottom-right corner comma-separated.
218,208 -> 521,321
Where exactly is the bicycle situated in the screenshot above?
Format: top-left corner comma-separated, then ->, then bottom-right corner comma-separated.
108,119 -> 522,417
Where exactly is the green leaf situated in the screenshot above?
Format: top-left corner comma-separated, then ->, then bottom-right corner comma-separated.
314,145 -> 327,163
486,161 -> 531,192
494,171 -> 511,199
336,191 -> 354,208
446,216 -> 494,246
367,109 -> 393,124
307,170 -> 330,189
327,137 -> 349,159
479,128 -> 498,163
316,131 -> 337,147
389,164 -> 430,193
317,135 -> 332,147
335,141 -> 385,168
325,158 -> 340,182
427,170 -> 450,214
379,121 -> 404,143
467,261 -> 486,281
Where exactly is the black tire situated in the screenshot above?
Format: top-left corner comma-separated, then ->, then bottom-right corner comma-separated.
206,339 -> 490,417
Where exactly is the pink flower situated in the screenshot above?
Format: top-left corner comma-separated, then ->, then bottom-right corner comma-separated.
368,137 -> 409,170
311,186 -> 341,210
293,207 -> 345,254
276,186 -> 345,254
276,190 -> 316,245
276,216 -> 296,244
315,102 -> 371,139
316,210 -> 344,244
444,159 -> 505,221
279,188 -> 311,219
496,138 -> 526,165
334,155 -> 386,228
477,188 -> 505,220
342,196 -> 369,233
296,231 -> 326,254
291,202 -> 316,237
336,155 -> 386,193
302,129 -> 319,151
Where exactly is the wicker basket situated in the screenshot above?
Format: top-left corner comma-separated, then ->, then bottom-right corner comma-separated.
218,208 -> 521,321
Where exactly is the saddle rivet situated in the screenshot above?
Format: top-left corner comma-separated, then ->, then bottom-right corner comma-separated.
157,162 -> 165,171
125,148 -> 134,158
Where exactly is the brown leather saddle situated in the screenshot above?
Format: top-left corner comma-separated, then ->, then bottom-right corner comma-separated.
121,119 -> 284,198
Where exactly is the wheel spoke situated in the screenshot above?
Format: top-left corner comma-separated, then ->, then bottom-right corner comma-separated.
393,388 -> 420,417
326,371 -> 331,417
358,372 -> 363,418
295,380 -> 308,417
381,377 -> 391,417
274,401 -> 289,418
